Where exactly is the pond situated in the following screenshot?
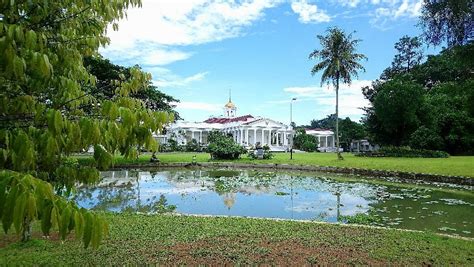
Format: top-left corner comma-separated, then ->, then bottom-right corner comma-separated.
73,169 -> 474,238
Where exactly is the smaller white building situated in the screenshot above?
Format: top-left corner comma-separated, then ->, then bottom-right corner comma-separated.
305,128 -> 337,152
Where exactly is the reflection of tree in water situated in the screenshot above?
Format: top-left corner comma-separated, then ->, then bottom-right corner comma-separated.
76,169 -> 383,218
73,171 -> 175,213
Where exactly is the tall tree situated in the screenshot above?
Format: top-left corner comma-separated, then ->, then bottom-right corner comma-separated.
420,0 -> 473,47
382,35 -> 424,79
0,0 -> 173,247
84,56 -> 180,119
371,79 -> 427,146
309,27 -> 367,159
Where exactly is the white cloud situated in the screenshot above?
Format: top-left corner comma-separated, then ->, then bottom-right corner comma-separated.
173,101 -> 222,112
336,0 -> 363,8
291,0 -> 331,24
369,0 -> 423,29
144,49 -> 192,66
283,80 -> 372,118
104,0 -> 281,52
153,71 -> 209,88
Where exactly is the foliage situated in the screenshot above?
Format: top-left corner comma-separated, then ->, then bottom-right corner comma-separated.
0,0 -> 173,246
310,114 -> 337,129
381,35 -> 424,79
309,27 -> 367,159
340,212 -> 381,225
292,128 -> 318,152
363,43 -> 474,154
356,146 -> 449,158
420,0 -> 473,47
185,139 -> 201,152
206,132 -> 246,160
0,170 -> 107,248
371,78 -> 427,146
309,115 -> 366,151
247,144 -> 274,159
409,126 -> 444,150
83,56 -> 180,119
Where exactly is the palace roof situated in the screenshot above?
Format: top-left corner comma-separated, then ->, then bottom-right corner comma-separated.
204,114 -> 254,124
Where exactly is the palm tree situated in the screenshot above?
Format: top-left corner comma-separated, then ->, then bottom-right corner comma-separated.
309,27 -> 367,160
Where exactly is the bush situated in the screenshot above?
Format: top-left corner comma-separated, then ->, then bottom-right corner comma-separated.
356,146 -> 449,158
207,131 -> 246,160
409,126 -> 444,150
185,139 -> 201,152
247,143 -> 274,159
293,128 -> 318,152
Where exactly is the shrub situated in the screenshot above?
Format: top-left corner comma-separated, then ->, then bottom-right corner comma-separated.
293,129 -> 318,152
185,139 -> 201,152
248,143 -> 274,159
356,146 -> 449,158
409,126 -> 444,150
207,131 -> 246,160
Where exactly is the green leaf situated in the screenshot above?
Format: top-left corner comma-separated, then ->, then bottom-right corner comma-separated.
83,212 -> 93,249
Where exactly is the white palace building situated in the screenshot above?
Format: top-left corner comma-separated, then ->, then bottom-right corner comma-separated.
164,97 -> 336,152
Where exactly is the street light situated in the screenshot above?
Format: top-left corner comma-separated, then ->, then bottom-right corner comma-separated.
290,97 -> 297,160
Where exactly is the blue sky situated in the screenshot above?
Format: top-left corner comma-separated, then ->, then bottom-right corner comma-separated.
101,0 -> 434,126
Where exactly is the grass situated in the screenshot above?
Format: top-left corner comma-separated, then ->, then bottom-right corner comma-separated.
78,152 -> 474,177
1,213 -> 473,265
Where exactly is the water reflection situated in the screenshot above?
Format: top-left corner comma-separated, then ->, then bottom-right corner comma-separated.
73,169 -> 474,237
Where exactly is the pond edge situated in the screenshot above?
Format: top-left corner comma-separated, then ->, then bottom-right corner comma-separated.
112,162 -> 473,186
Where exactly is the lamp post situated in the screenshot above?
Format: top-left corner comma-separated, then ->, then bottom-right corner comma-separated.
290,97 -> 297,160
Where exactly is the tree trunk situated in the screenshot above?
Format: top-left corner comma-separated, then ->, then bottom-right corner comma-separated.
335,76 -> 343,160
21,216 -> 32,242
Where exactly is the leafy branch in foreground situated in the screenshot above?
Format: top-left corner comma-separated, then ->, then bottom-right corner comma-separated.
0,170 -> 107,248
0,0 -> 174,247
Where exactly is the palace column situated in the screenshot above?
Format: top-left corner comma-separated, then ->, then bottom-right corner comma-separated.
240,129 -> 244,145
276,131 -> 279,146
244,129 -> 248,145
199,130 -> 202,143
191,131 -> 195,141
332,135 -> 335,148
261,129 -> 265,145
325,136 -> 328,148
253,129 -> 257,145
266,129 -> 270,145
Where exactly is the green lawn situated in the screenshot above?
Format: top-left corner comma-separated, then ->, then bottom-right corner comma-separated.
91,152 -> 474,177
1,213 -> 472,265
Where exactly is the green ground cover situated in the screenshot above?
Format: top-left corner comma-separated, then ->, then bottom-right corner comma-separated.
77,152 -> 474,177
1,213 -> 472,265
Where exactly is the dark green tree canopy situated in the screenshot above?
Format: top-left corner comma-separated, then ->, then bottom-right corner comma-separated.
420,0 -> 473,47
83,56 -> 180,119
363,43 -> 474,154
292,128 -> 318,152
382,35 -> 424,79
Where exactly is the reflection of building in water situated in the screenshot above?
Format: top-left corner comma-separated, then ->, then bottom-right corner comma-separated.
223,192 -> 236,210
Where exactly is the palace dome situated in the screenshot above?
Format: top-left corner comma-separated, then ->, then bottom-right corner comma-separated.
225,100 -> 236,109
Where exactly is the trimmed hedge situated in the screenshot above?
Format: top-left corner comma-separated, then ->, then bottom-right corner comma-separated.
355,146 -> 449,158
